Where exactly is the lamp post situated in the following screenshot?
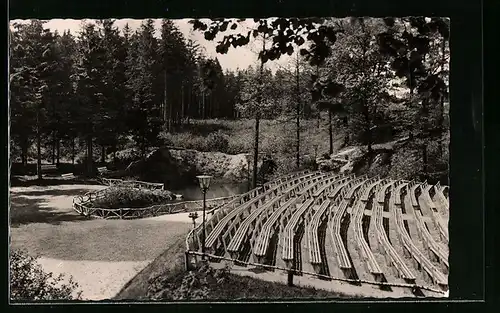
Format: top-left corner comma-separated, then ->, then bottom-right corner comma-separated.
244,153 -> 252,192
196,175 -> 212,260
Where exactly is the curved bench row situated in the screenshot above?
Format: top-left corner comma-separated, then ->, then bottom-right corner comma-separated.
306,177 -> 352,265
352,179 -> 382,275
329,176 -> 369,270
374,182 -> 416,281
281,173 -> 343,262
227,173 -> 326,257
394,194 -> 448,288
204,171 -> 322,253
409,185 -> 449,268
421,182 -> 449,242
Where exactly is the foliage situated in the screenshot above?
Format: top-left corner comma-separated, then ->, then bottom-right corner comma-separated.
10,249 -> 82,301
147,259 -> 346,300
90,186 -> 174,209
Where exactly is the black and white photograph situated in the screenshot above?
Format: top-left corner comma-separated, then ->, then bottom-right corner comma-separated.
9,16 -> 450,301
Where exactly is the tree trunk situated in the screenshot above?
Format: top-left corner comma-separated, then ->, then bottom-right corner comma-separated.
86,136 -> 93,177
36,104 -> 42,180
164,70 -> 168,130
343,117 -> 349,147
56,139 -> 60,166
253,34 -> 266,188
71,138 -> 75,166
181,84 -> 185,124
328,110 -> 333,155
101,145 -> 105,164
51,132 -> 56,164
253,112 -> 260,189
21,138 -> 28,168
296,54 -> 301,169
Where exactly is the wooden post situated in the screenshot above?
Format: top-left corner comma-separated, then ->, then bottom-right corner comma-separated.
287,270 -> 294,286
185,251 -> 190,271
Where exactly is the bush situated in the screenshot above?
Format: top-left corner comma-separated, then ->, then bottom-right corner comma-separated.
10,250 -> 82,301
205,131 -> 229,153
91,186 -> 175,209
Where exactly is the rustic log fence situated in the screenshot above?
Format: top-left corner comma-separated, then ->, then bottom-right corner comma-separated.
72,178 -> 239,219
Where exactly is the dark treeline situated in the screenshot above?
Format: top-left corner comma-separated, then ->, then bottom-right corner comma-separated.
9,17 -> 450,182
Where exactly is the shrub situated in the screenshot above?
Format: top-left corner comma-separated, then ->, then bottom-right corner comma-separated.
10,250 -> 82,301
91,186 -> 174,209
205,131 -> 229,153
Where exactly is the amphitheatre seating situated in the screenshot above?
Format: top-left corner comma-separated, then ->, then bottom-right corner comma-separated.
408,186 -> 449,268
307,199 -> 332,265
253,174 -> 347,259
394,196 -> 448,289
282,198 -> 315,263
393,182 -> 408,206
351,182 -> 383,276
359,178 -> 382,202
421,182 -> 449,242
408,181 -> 420,207
204,171 -> 321,254
312,173 -> 349,202
344,176 -> 369,200
307,178 -> 353,266
433,182 -> 449,212
227,176 -> 317,258
414,209 -> 449,267
279,173 -> 343,262
374,183 -> 416,282
329,176 -> 368,270
253,197 -> 299,258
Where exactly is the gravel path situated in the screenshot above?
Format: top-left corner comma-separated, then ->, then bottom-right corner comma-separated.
10,184 -> 192,300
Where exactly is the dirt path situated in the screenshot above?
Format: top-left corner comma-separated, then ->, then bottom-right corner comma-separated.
10,184 -> 192,300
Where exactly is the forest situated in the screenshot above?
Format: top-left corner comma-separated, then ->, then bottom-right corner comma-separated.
9,17 -> 450,184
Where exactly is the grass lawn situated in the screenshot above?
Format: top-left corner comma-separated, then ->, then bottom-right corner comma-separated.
10,184 -> 191,262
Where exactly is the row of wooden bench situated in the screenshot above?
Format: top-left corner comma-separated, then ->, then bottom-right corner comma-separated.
205,170 -> 318,254
351,179 -> 383,275
281,173 -> 342,262
409,185 -> 449,268
329,176 -> 368,270
251,173 -> 343,258
393,188 -> 448,287
227,174 -> 322,257
306,177 -> 353,265
421,182 -> 449,242
374,182 -> 416,281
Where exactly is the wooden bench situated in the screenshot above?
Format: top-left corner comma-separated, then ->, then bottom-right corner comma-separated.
282,198 -> 315,261
344,176 -> 368,200
414,210 -> 449,268
207,171 -> 321,253
393,182 -> 408,206
394,204 -> 447,286
374,186 -> 416,281
351,186 -> 382,275
41,164 -> 57,175
307,199 -> 331,264
253,197 -> 298,257
330,199 -> 352,269
97,166 -> 109,176
359,178 -> 381,202
421,184 -> 449,242
228,177 -> 310,256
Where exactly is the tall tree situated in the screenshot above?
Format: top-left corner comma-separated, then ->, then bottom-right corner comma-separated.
74,22 -> 107,175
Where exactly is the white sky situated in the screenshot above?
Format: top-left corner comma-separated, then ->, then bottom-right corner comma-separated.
9,18 -> 294,72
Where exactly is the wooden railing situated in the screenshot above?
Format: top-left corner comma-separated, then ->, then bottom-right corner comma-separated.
73,178 -> 237,219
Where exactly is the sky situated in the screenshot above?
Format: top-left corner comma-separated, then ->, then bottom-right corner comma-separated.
9,18 -> 294,72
